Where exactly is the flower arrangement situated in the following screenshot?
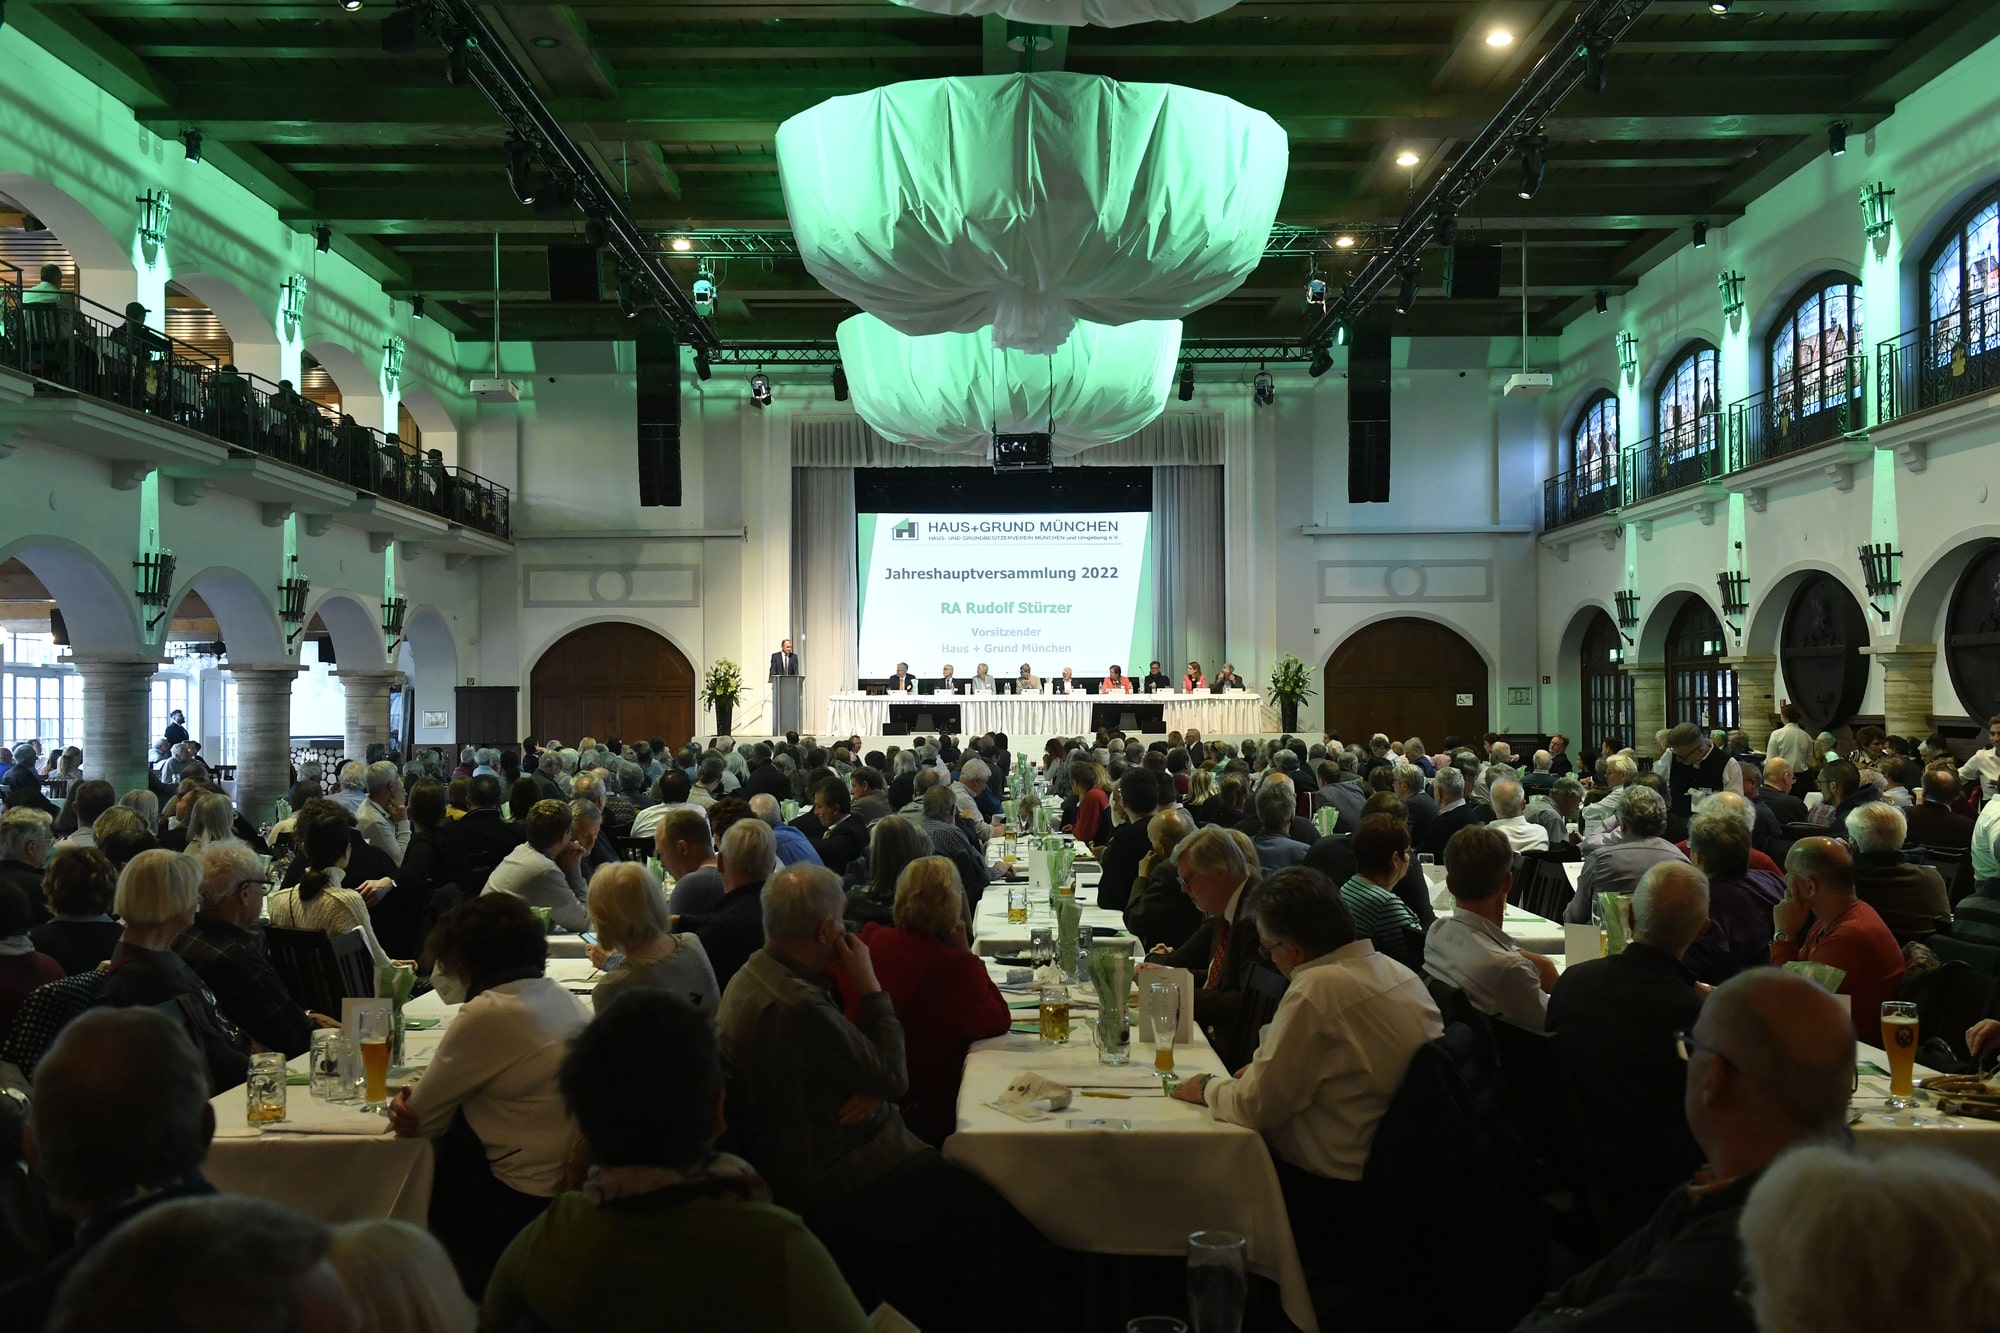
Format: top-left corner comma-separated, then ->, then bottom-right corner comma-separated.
1268,653 -> 1315,704
700,659 -> 743,712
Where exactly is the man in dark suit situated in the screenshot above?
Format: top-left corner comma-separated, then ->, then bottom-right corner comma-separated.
1546,859 -> 1712,1239
1236,775 -> 1317,846
1906,768 -> 1976,851
1396,765 -> 1440,850
1096,768 -> 1163,913
1158,824 -> 1264,1069
768,638 -> 798,679
808,778 -> 868,878
1752,757 -> 1811,828
440,773 -> 526,887
743,745 -> 792,802
887,662 -> 917,694
849,767 -> 895,825
1418,766 -> 1481,858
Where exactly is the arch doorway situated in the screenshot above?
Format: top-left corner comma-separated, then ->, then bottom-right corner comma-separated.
1323,618 -> 1488,748
1579,610 -> 1634,755
530,623 -> 696,750
1665,599 -> 1737,732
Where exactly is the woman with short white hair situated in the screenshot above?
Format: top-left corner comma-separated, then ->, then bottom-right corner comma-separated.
584,861 -> 718,1016
100,848 -> 248,1091
1740,1144 -> 2000,1333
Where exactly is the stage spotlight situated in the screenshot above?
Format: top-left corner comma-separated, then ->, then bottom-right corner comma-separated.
616,271 -> 639,319
1584,36 -> 1609,95
505,137 -> 536,205
1594,289 -> 1609,316
181,129 -> 202,163
412,294 -> 426,320
1334,233 -> 1357,249
1693,219 -> 1709,250
692,267 -> 716,319
1828,121 -> 1847,157
1334,321 -> 1350,347
750,370 -> 772,408
670,236 -> 693,252
1305,275 -> 1328,308
1435,207 -> 1457,250
1252,370 -> 1274,407
1517,134 -> 1547,201
1177,362 -> 1195,401
694,348 -> 712,381
314,224 -> 332,253
1486,27 -> 1513,47
832,365 -> 849,401
443,25 -> 470,85
1395,149 -> 1420,167
1308,347 -> 1333,379
1396,266 -> 1420,314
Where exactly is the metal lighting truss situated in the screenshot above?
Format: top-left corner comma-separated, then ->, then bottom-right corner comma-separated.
702,339 -> 1313,367
1299,0 -> 1652,352
648,224 -> 1388,262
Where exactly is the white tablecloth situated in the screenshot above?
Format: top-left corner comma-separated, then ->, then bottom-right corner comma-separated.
970,854 -> 1133,956
1850,1045 -> 2000,1176
946,1004 -> 1316,1331
204,958 -> 602,1223
826,691 -> 1265,738
1421,865 -> 1568,957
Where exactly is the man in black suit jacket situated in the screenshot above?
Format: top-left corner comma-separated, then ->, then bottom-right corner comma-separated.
743,746 -> 792,802
1545,859 -> 1709,1237
1752,757 -> 1811,827
1418,767 -> 1481,858
887,662 -> 917,694
808,778 -> 868,878
441,775 -> 526,881
1095,769 -> 1164,913
1906,769 -> 1976,850
1395,767 -> 1440,851
769,639 -> 799,678
1158,826 -> 1264,1069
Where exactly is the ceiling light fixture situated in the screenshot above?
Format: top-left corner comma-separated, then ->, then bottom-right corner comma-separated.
180,129 -> 202,164
1396,265 -> 1420,314
1395,149 -> 1420,168
1177,362 -> 1195,401
1828,121 -> 1848,157
670,236 -> 693,252
1692,219 -> 1709,249
339,0 -> 362,10
1334,234 -> 1357,249
504,136 -> 537,205
1594,289 -> 1609,315
1252,369 -> 1275,407
750,370 -> 772,408
411,294 -> 426,320
1708,0 -> 1732,12
1486,28 -> 1514,47
1308,347 -> 1334,379
1517,133 -> 1548,200
314,223 -> 332,253
531,35 -> 561,49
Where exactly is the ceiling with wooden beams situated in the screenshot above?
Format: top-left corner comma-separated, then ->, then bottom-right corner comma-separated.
10,0 -> 1996,345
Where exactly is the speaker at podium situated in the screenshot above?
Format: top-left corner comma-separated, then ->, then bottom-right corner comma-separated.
771,673 -> 803,735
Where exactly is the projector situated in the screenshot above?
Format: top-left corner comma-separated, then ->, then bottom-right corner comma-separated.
992,432 -> 1053,473
470,378 -> 522,402
1503,372 -> 1555,398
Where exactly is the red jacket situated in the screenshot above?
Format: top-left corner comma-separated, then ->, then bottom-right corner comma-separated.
1072,787 -> 1110,844
837,923 -> 1010,1143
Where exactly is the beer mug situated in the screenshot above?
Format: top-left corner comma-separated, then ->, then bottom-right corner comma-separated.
246,1051 -> 288,1126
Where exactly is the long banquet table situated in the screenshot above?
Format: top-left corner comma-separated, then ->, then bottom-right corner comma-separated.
826,689 -> 1265,738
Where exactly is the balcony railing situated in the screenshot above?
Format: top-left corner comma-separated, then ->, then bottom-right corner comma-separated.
1543,455 -> 1620,530
0,280 -> 509,539
1878,291 -> 2000,426
1729,355 -> 1865,472
1623,417 -> 1723,507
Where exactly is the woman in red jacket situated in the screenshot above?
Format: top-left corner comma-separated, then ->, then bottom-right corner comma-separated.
838,856 -> 1010,1144
1066,760 -> 1112,846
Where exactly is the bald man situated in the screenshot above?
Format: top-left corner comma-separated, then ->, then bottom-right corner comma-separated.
1772,836 -> 1905,1045
1517,969 -> 1855,1333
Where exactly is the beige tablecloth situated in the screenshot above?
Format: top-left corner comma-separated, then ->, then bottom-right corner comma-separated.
1849,1045 -> 2000,1176
826,691 -> 1265,738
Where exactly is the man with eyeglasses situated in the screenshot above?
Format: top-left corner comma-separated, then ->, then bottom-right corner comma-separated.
173,842 -> 337,1058
1514,969 -> 1855,1333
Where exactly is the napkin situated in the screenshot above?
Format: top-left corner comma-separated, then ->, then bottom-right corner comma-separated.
1783,960 -> 1848,993
1313,806 -> 1339,837
997,1071 -> 1074,1112
1054,896 -> 1082,979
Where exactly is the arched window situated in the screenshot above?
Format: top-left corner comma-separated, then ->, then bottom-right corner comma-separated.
1768,273 -> 1863,429
1655,342 -> 1720,460
1580,610 -> 1633,757
1926,187 -> 2000,371
1665,598 -> 1737,733
1569,391 -> 1619,493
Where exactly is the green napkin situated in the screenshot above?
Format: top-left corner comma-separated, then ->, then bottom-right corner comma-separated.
1783,960 -> 1848,993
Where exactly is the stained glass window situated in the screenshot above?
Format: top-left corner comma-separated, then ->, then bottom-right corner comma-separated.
1655,343 -> 1719,461
1569,392 -> 1619,492
1769,274 -> 1863,421
1927,193 -> 2000,369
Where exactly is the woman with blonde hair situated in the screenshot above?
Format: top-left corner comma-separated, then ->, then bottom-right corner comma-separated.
182,791 -> 239,856
835,856 -> 1009,1144
583,861 -> 717,1015
100,848 -> 247,1091
328,1219 -> 478,1333
845,814 -> 935,927
1184,767 -> 1217,825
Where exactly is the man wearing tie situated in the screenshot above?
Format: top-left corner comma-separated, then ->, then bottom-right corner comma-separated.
888,662 -> 916,693
769,638 -> 798,678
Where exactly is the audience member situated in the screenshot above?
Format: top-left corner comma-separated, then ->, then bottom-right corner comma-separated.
655,807 -> 722,917
327,1219 -> 477,1333
584,861 -> 718,1015
96,849 -> 247,1091
1845,802 -> 1951,943
268,806 -> 395,969
1772,837 -> 1905,1045
809,778 -> 869,878
1328,813 -> 1425,969
177,841 -> 328,1057
1567,786 -> 1686,923
28,846 -> 121,975
483,798 -> 590,933
1423,824 -> 1555,1028
1250,781 -> 1310,870
54,781 -> 114,849
1097,768 -> 1163,911
842,814 -> 932,927
1680,806 -> 1784,984
0,881 -> 62,1037
1125,805 -> 1204,949
679,815 -> 777,992
1751,756 -> 1810,827
1418,765 -> 1480,857
1486,777 -> 1550,853
0,807 -> 54,915
356,761 -> 412,866
1764,701 -> 1816,775
1157,825 -> 1264,1067
1906,767 -> 1976,852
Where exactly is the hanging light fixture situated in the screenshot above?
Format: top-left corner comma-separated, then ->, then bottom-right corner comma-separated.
136,188 -> 173,250
1177,362 -> 1194,401
1516,134 -> 1547,201
134,549 -> 177,632
380,595 -> 407,646
832,364 -> 849,401
1692,219 -> 1710,249
1860,181 -> 1896,240
411,294 -> 426,320
1395,266 -> 1420,314
504,136 -> 537,205
1252,369 -> 1274,407
750,369 -> 773,408
1308,347 -> 1334,379
180,129 -> 203,164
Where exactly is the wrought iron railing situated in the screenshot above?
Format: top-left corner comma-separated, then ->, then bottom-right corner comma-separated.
1622,417 -> 1723,506
1729,354 -> 1865,472
1878,291 -> 2000,425
0,285 -> 509,538
1543,455 -> 1620,530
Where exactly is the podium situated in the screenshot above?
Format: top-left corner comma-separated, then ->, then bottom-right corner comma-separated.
771,673 -> 803,734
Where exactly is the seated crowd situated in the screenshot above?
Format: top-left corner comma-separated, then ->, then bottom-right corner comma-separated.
1,714 -> 1998,1331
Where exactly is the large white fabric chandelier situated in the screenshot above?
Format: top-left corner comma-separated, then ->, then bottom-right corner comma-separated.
834,312 -> 1182,456
777,74 -> 1287,355
885,0 -> 1240,25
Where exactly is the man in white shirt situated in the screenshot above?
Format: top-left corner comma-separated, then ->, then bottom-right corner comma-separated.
483,798 -> 591,932
1580,753 -> 1638,840
1170,865 -> 1442,1187
1423,824 -> 1557,1029
1487,777 -> 1550,854
1959,714 -> 2000,803
354,760 -> 412,866
1764,702 -> 1816,775
1971,790 -> 2000,892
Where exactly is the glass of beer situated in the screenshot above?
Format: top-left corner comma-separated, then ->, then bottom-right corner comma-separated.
1007,883 -> 1029,925
246,1051 -> 288,1125
1038,985 -> 1071,1044
356,1006 -> 393,1108
1881,1000 -> 1920,1108
1002,831 -> 1018,873
1146,982 -> 1178,1076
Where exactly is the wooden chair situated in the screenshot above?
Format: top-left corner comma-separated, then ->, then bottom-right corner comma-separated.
263,925 -> 376,1015
615,835 -> 654,864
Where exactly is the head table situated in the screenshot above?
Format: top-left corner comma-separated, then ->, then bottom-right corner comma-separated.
826,689 -> 1265,739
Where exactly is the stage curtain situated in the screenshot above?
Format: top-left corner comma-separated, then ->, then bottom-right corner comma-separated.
1153,463 -> 1225,684
790,467 -> 860,733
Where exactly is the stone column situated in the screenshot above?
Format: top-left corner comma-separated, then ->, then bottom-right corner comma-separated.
1873,645 -> 1938,741
1625,661 -> 1668,759
69,655 -> 161,797
229,665 -> 304,825
1721,654 -> 1778,741
332,668 -> 402,764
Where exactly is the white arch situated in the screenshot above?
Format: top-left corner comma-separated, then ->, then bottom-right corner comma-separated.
1636,584 -> 1720,663
399,385 -> 459,464
304,339 -> 383,427
168,565 -> 288,666
303,590 -> 388,671
172,270 -> 282,384
0,537 -> 143,656
1743,559 -> 1869,659
0,172 -> 137,314
1902,529 -> 2000,649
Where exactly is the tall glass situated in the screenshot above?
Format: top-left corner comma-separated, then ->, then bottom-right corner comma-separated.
1187,1230 -> 1248,1333
1881,1000 -> 1920,1108
356,1006 -> 392,1108
1146,980 -> 1179,1077
246,1050 -> 288,1125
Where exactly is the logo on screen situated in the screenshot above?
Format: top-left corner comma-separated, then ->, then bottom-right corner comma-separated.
892,519 -> 919,541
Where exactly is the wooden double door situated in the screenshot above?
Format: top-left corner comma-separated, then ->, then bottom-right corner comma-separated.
530,622 -> 696,749
1323,617 -> 1490,746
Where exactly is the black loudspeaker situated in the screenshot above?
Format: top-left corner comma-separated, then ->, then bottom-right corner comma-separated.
636,327 -> 682,508
1347,322 -> 1391,503
1445,243 -> 1504,300
547,245 -> 602,303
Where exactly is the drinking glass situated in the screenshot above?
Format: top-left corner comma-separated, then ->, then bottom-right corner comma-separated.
1030,926 -> 1055,969
1038,985 -> 1071,1045
245,1050 -> 288,1125
1146,981 -> 1179,1077
1186,1230 -> 1248,1333
1007,883 -> 1030,925
1881,1000 -> 1920,1108
1127,1321 -> 1187,1333
310,1028 -> 355,1101
355,1006 -> 393,1109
